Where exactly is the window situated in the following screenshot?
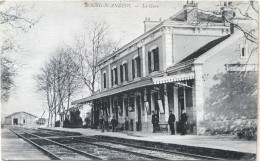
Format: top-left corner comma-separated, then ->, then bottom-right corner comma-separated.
111,67 -> 118,86
120,62 -> 128,83
136,57 -> 141,77
114,68 -> 118,85
132,59 -> 135,79
120,65 -> 123,83
111,69 -> 114,86
124,63 -> 128,81
154,48 -> 159,71
148,47 -> 159,73
103,72 -> 106,89
240,44 -> 248,58
132,56 -> 141,79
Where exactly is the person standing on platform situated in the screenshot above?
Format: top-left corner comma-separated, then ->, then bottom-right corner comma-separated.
181,110 -> 188,135
99,115 -> 105,132
111,116 -> 118,132
168,111 -> 176,135
152,111 -> 159,133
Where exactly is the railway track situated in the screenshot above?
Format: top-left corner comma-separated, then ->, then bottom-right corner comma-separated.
8,127 -> 101,160
40,128 -> 223,160
9,127 -> 196,160
8,127 -> 255,160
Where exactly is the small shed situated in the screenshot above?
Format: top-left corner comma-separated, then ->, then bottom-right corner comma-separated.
4,112 -> 37,125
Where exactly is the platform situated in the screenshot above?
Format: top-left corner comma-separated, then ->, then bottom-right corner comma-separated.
1,128 -> 51,160
44,127 -> 256,154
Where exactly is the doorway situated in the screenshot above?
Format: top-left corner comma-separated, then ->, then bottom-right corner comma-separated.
136,95 -> 142,131
152,92 -> 160,118
13,118 -> 18,125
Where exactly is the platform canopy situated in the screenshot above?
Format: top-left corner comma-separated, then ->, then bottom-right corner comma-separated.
152,72 -> 195,85
72,78 -> 153,105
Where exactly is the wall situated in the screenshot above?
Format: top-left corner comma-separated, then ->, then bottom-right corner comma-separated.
200,37 -> 258,134
111,49 -> 139,84
100,36 -> 163,91
173,34 -> 222,63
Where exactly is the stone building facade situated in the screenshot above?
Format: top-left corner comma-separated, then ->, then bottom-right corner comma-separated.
72,2 -> 257,134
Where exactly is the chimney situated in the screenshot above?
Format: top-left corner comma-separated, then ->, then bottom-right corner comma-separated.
143,17 -> 161,32
221,1 -> 235,26
183,0 -> 198,23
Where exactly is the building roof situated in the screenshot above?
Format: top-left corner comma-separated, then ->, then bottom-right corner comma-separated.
170,9 -> 222,24
98,4 -> 225,66
5,111 -> 38,118
179,34 -> 230,63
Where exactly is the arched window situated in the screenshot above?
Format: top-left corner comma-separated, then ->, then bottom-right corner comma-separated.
120,61 -> 128,83
111,66 -> 118,86
132,55 -> 141,79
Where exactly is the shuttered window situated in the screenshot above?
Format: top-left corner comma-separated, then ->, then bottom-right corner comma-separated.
154,47 -> 159,71
111,69 -> 114,86
103,72 -> 106,88
148,51 -> 151,73
124,63 -> 128,81
132,59 -> 135,79
114,68 -> 118,85
148,47 -> 159,73
136,56 -> 141,77
120,65 -> 123,83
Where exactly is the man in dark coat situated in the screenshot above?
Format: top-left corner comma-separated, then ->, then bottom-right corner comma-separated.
99,115 -> 105,132
151,111 -> 159,133
111,116 -> 118,132
168,111 -> 175,135
180,110 -> 188,135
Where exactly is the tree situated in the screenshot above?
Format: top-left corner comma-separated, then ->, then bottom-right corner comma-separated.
70,19 -> 121,95
35,47 -> 81,127
1,1 -> 41,102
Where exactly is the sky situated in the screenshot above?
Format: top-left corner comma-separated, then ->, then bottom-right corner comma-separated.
1,0 -> 248,120
2,1 -> 190,120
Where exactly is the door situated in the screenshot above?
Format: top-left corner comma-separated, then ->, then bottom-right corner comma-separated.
136,95 -> 142,131
153,92 -> 160,119
124,98 -> 129,130
13,118 -> 18,125
114,99 -> 118,121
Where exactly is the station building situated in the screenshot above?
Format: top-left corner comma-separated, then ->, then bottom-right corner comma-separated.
4,112 -> 37,125
72,2 -> 258,134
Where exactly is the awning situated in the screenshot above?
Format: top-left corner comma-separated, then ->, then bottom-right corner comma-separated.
152,72 -> 195,85
72,78 -> 153,105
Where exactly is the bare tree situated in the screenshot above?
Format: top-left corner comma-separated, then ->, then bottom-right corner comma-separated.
35,60 -> 57,127
70,20 -> 121,95
1,57 -> 16,102
35,47 -> 81,127
1,1 -> 41,102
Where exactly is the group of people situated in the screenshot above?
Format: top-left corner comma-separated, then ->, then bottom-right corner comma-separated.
99,115 -> 118,132
152,110 -> 188,135
99,110 -> 188,135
